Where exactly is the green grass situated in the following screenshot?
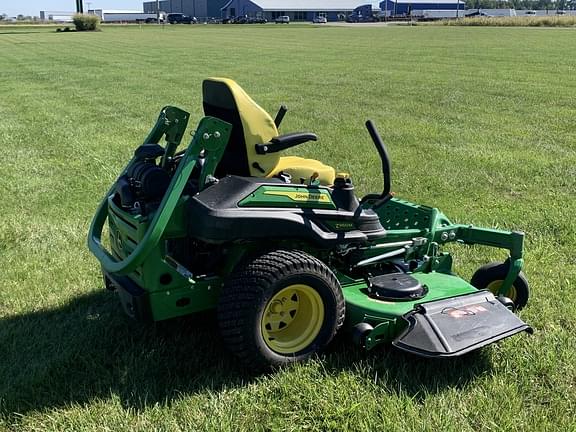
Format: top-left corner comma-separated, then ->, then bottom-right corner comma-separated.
1,24 -> 575,431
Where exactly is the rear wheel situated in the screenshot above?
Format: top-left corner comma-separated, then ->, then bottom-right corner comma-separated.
471,261 -> 529,310
217,250 -> 345,369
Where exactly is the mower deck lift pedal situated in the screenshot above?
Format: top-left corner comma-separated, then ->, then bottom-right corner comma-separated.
393,291 -> 532,358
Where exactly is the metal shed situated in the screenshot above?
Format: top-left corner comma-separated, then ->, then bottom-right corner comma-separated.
379,0 -> 465,17
221,0 -> 380,22
143,0 -> 229,20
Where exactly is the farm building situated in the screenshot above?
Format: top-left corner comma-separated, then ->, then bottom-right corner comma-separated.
219,0 -> 465,21
379,0 -> 464,16
220,0 -> 381,21
142,0 -> 466,21
143,0 -> 229,19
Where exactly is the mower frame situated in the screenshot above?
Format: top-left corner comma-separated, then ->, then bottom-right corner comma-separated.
89,106 -> 524,333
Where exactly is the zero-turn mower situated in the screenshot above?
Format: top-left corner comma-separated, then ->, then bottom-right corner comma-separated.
88,78 -> 532,369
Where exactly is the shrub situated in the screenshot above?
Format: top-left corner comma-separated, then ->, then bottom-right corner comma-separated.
72,13 -> 100,31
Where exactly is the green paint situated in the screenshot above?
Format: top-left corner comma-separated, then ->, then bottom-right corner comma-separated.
344,273 -> 477,325
149,277 -> 222,321
343,272 -> 479,349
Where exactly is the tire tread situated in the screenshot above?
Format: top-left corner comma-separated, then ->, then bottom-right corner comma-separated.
217,250 -> 345,368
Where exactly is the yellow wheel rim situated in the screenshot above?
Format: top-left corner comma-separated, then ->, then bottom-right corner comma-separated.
261,284 -> 324,354
486,280 -> 518,302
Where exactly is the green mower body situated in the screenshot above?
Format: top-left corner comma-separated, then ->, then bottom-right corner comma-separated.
89,78 -> 531,368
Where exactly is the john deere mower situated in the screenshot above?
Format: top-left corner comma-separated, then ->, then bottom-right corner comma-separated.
88,78 -> 531,369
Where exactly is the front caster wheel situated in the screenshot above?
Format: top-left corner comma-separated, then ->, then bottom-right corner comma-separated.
217,250 -> 345,370
351,322 -> 374,348
471,261 -> 530,310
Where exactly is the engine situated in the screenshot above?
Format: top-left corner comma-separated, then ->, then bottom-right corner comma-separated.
113,144 -> 172,214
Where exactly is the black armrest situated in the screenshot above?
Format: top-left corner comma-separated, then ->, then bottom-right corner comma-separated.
255,132 -> 317,155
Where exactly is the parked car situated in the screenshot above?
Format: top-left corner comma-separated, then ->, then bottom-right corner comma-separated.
346,14 -> 378,23
313,16 -> 327,23
167,13 -> 197,24
248,17 -> 267,23
233,16 -> 248,24
275,15 -> 290,24
145,17 -> 164,23
232,16 -> 267,24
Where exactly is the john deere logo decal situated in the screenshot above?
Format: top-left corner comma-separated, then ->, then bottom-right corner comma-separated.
264,191 -> 331,203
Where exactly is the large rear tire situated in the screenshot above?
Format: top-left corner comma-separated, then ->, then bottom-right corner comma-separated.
217,250 -> 345,369
471,261 -> 530,310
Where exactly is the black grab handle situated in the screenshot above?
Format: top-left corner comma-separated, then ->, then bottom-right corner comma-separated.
364,120 -> 393,208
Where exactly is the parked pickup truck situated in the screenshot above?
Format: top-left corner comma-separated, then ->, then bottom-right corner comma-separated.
167,13 -> 197,24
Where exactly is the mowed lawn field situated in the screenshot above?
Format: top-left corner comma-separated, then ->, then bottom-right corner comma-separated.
1,24 -> 575,431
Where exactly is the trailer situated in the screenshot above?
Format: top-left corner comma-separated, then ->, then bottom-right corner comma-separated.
415,9 -> 463,20
40,11 -> 75,22
93,9 -> 166,23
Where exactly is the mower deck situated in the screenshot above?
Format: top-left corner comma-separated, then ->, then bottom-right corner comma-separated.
344,272 -> 531,355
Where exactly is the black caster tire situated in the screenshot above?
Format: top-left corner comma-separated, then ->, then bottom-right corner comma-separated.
471,261 -> 529,310
351,322 -> 374,348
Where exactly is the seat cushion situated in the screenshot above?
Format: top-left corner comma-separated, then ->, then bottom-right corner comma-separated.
267,156 -> 336,186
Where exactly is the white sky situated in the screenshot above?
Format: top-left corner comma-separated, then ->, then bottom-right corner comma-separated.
1,0 -> 145,17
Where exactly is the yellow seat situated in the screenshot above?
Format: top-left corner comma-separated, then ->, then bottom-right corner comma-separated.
267,156 -> 335,185
202,78 -> 335,186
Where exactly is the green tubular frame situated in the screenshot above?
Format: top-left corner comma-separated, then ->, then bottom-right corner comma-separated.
426,203 -> 524,296
88,109 -> 231,276
432,224 -> 524,296
369,197 -> 525,298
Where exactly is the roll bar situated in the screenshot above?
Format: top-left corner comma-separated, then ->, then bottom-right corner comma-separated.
88,115 -> 231,275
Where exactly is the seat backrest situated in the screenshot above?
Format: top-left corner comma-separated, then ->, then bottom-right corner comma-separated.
202,78 -> 280,177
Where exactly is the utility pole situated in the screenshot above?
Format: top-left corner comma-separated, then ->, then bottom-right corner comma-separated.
156,0 -> 160,23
